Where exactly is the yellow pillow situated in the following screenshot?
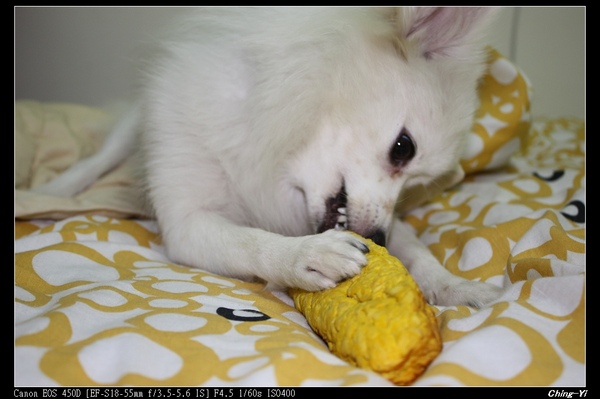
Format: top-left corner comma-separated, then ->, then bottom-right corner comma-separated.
461,47 -> 532,174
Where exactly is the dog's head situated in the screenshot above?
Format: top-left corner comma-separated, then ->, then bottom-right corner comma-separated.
287,7 -> 497,245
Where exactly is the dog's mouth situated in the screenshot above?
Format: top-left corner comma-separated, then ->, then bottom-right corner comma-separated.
317,184 -> 348,233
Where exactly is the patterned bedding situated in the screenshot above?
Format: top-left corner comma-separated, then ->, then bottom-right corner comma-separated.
14,49 -> 585,386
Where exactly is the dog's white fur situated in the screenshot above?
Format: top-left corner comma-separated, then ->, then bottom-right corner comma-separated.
34,7 -> 503,307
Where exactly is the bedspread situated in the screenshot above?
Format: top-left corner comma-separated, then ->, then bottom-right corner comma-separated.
15,49 -> 585,386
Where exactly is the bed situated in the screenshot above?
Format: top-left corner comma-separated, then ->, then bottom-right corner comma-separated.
15,49 -> 585,387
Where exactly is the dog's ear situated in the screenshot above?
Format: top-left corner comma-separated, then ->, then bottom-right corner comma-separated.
390,7 -> 498,59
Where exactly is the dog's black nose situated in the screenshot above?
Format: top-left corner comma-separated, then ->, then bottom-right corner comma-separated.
367,229 -> 386,247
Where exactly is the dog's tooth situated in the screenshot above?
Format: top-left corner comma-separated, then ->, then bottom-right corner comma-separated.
337,215 -> 347,224
335,223 -> 345,231
338,207 -> 346,215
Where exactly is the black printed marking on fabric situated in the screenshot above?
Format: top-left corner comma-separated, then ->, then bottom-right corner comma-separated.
533,170 -> 565,182
561,200 -> 585,223
216,307 -> 271,322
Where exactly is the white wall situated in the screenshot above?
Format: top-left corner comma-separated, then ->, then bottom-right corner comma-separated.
489,7 -> 585,120
15,6 -> 585,119
15,7 -> 185,107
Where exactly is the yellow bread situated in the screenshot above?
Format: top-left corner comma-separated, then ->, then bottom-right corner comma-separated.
290,236 -> 442,385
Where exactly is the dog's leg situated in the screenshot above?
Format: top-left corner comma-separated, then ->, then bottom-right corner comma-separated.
387,218 -> 503,307
158,210 -> 370,292
32,105 -> 140,197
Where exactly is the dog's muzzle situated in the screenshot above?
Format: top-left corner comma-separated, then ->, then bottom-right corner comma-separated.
317,184 -> 387,247
367,229 -> 386,247
317,184 -> 348,234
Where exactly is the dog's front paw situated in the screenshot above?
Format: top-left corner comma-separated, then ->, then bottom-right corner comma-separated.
425,278 -> 503,308
287,230 -> 369,292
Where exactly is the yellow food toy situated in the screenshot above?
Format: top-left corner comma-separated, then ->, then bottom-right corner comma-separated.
290,235 -> 442,385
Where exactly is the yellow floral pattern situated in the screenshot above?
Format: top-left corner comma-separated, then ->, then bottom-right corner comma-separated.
15,216 -> 390,386
461,47 -> 532,175
406,118 -> 585,386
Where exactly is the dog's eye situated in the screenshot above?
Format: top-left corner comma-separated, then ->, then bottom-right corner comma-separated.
389,128 -> 416,167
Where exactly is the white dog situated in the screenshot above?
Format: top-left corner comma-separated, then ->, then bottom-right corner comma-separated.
34,7 -> 503,307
